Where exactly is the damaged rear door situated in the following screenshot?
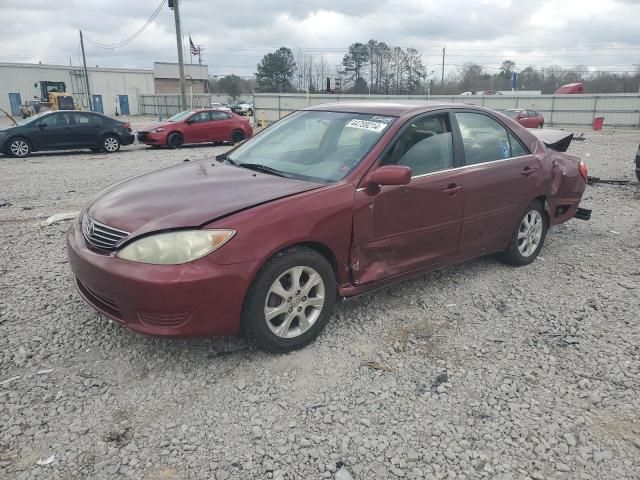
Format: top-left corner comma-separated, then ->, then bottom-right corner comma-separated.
350,112 -> 465,285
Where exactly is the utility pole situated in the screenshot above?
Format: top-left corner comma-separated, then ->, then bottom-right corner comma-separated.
170,0 -> 188,111
441,46 -> 446,87
369,44 -> 373,96
79,30 -> 92,110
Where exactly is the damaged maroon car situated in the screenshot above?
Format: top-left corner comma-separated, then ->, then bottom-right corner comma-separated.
67,103 -> 590,352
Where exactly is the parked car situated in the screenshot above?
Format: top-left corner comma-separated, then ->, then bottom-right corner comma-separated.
0,110 -> 134,158
503,109 -> 544,128
210,102 -> 232,113
232,100 -> 253,116
480,90 -> 503,95
555,83 -> 583,94
635,144 -> 640,181
136,109 -> 253,148
67,103 -> 589,352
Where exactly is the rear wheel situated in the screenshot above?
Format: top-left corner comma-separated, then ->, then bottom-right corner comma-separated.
502,201 -> 548,266
241,247 -> 336,353
7,138 -> 31,158
102,135 -> 121,153
167,132 -> 183,149
230,130 -> 245,144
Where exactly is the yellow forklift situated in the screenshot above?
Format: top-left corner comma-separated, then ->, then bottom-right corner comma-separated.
20,81 -> 81,118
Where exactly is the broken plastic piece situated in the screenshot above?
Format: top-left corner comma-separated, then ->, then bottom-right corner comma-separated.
41,212 -> 79,226
335,465 -> 354,480
36,455 -> 55,466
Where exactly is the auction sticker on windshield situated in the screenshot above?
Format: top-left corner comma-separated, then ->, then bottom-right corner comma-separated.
346,119 -> 388,133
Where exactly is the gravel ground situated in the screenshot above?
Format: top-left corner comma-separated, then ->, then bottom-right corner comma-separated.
0,127 -> 639,480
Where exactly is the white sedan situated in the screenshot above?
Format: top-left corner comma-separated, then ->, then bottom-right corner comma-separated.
210,103 -> 232,113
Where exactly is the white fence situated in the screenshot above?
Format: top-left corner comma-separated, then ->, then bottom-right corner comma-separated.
253,93 -> 640,128
139,94 -> 231,117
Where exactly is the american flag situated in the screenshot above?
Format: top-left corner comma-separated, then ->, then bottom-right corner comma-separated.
189,36 -> 198,56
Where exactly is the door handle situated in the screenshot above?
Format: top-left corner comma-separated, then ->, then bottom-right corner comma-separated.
443,183 -> 463,195
521,166 -> 538,176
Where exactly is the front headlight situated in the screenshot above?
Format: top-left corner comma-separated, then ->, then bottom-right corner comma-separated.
116,229 -> 235,265
151,127 -> 165,133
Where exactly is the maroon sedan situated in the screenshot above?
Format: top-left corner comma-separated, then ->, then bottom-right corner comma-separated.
503,109 -> 545,129
67,103 -> 589,352
137,108 -> 253,148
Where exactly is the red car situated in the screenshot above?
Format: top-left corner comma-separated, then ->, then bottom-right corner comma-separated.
555,83 -> 584,94
137,109 -> 253,148
67,103 -> 589,352
503,109 -> 544,128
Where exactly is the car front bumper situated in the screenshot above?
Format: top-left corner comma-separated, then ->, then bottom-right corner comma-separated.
137,131 -> 164,145
66,222 -> 258,337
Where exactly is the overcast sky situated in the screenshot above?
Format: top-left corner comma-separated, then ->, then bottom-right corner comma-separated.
1,0 -> 639,78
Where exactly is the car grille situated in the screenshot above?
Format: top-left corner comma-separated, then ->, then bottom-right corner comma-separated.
137,131 -> 149,140
82,214 -> 130,251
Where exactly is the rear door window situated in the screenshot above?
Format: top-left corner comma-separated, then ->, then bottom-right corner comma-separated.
455,112 -> 514,165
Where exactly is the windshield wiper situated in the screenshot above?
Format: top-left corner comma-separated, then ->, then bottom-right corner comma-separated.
236,163 -> 293,178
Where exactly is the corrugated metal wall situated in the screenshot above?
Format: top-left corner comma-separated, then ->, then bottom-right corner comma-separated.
0,63 -> 154,116
252,93 -> 640,128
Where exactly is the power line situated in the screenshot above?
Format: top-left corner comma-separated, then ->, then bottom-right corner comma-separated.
84,0 -> 166,49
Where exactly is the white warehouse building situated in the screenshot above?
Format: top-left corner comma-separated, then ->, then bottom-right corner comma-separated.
0,62 -> 155,117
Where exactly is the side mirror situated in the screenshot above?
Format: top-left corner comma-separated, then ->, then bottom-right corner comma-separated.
365,165 -> 411,191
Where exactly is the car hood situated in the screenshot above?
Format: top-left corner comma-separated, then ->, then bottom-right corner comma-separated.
138,120 -> 178,132
87,160 -> 323,236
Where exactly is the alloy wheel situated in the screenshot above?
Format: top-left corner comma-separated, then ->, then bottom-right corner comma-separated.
10,140 -> 29,157
517,210 -> 543,257
264,266 -> 325,339
104,137 -> 119,152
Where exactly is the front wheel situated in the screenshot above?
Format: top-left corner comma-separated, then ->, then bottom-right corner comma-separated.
102,135 -> 121,153
8,138 -> 31,158
166,132 -> 183,149
501,201 -> 548,266
538,123 -> 544,129
241,247 -> 336,353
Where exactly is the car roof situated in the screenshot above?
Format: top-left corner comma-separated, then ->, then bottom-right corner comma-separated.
304,102 -> 463,116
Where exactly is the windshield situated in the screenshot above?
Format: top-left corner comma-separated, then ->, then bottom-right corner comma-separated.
227,110 -> 395,182
16,111 -> 51,126
168,110 -> 195,122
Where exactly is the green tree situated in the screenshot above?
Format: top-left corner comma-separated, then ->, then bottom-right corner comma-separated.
218,74 -> 243,100
256,47 -> 297,93
341,42 -> 369,87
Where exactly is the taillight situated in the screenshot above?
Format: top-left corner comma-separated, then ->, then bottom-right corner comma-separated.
579,161 -> 588,181
122,122 -> 131,129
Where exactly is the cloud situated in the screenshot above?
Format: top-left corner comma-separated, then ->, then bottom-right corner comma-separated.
0,0 -> 639,76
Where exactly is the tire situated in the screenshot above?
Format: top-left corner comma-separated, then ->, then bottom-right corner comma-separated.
7,137 -> 31,158
241,246 -> 336,353
230,130 -> 245,144
501,200 -> 549,266
166,132 -> 183,149
538,123 -> 544,129
102,135 -> 121,153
